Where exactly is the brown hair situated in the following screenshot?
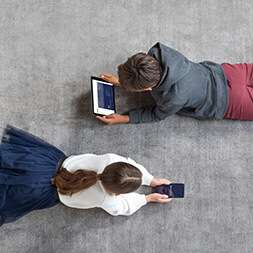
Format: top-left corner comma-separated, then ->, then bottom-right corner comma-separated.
118,53 -> 161,91
53,162 -> 142,196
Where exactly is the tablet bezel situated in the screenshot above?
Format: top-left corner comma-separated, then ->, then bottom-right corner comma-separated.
91,76 -> 116,116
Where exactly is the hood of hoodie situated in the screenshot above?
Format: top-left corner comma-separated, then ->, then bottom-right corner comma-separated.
148,42 -> 191,91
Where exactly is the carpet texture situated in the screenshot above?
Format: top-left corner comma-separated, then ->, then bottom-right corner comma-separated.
0,0 -> 253,252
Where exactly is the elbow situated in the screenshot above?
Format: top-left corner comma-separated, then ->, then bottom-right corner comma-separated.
108,209 -> 133,217
110,212 -> 120,217
154,113 -> 168,121
154,107 -> 176,121
106,209 -> 129,216
109,212 -> 132,217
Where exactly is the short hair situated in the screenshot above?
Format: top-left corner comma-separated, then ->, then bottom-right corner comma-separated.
118,53 -> 161,91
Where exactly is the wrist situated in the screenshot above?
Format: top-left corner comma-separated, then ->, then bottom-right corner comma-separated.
150,178 -> 158,187
121,115 -> 130,123
145,195 -> 151,203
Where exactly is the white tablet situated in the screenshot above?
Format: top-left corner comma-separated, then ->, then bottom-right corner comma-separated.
91,76 -> 116,116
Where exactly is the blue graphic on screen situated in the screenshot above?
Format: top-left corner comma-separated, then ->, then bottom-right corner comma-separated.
97,82 -> 115,110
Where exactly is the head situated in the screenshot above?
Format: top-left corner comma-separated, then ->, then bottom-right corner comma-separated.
118,52 -> 162,92
53,162 -> 142,196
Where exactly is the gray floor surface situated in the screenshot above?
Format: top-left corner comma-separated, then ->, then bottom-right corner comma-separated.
0,0 -> 253,252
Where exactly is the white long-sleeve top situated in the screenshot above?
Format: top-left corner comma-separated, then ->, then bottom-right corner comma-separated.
58,153 -> 154,216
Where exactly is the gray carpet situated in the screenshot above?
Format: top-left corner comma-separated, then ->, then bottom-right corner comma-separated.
0,0 -> 253,252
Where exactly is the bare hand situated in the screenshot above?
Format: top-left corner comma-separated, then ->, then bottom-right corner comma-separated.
145,193 -> 172,203
96,114 -> 129,125
150,178 -> 172,187
100,73 -> 120,86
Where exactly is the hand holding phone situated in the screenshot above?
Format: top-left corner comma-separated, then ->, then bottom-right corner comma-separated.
153,183 -> 185,198
145,193 -> 172,203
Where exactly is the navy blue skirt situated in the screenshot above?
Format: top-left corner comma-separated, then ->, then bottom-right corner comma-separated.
0,125 -> 66,226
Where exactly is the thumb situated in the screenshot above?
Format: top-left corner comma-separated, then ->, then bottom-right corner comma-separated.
160,198 -> 172,203
160,194 -> 169,199
100,73 -> 112,79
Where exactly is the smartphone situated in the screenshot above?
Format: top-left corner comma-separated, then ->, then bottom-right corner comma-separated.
153,183 -> 184,198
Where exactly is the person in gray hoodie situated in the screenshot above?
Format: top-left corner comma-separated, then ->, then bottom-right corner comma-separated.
97,42 -> 253,124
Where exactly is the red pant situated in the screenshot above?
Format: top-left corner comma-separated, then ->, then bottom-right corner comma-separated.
222,63 -> 253,120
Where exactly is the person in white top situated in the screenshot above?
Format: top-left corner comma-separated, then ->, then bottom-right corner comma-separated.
54,153 -> 172,216
0,125 -> 172,226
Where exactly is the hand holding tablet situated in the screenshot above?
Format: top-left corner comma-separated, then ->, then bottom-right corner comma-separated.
91,76 -> 116,116
100,74 -> 120,86
92,76 -> 130,124
96,114 -> 130,124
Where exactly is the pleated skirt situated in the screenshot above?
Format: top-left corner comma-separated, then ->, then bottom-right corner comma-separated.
0,125 -> 66,225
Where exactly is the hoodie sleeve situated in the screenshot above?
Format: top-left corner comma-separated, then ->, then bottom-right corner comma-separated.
127,104 -> 183,123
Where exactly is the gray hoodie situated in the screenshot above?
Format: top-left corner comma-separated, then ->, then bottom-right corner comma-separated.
128,42 -> 228,123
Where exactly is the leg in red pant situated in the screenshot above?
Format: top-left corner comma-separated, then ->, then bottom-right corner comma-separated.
222,63 -> 253,120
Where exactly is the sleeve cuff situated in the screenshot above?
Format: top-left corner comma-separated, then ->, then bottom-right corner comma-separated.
138,194 -> 148,206
142,174 -> 154,186
128,110 -> 140,124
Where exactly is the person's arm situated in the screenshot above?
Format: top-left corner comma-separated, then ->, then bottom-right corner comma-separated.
101,193 -> 147,216
127,102 -> 184,124
96,102 -> 184,125
101,192 -> 171,216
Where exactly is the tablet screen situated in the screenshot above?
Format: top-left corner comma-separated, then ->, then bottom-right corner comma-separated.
91,77 -> 116,115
